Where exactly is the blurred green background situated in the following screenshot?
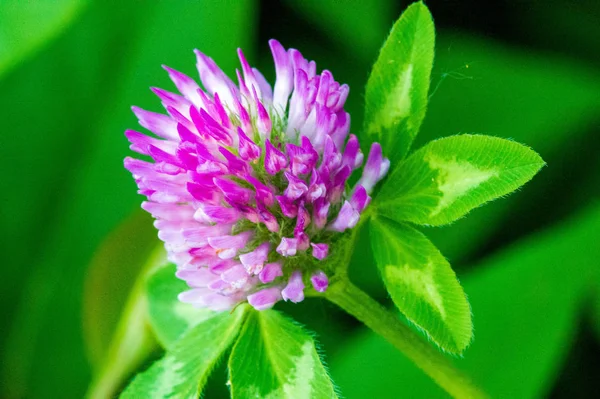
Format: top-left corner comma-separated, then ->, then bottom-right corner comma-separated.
1,0 -> 599,398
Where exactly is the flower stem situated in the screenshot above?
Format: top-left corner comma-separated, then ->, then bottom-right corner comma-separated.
325,280 -> 488,399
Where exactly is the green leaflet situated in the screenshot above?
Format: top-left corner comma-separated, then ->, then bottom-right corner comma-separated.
146,264 -> 216,349
370,217 -> 472,354
364,1 -> 434,164
229,309 -> 338,399
376,134 -> 545,226
120,306 -> 247,399
333,204 -> 600,398
403,32 -> 600,262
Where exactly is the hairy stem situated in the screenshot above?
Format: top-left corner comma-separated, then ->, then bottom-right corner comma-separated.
325,280 -> 488,399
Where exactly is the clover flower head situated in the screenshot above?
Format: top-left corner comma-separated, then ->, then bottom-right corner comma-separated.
125,40 -> 389,311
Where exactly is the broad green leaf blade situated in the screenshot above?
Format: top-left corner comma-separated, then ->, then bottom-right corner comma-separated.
364,1 -> 434,163
229,309 -> 338,399
121,306 -> 247,399
333,204 -> 600,399
370,217 -> 472,353
0,0 -> 87,79
377,134 -> 545,226
146,264 -> 216,349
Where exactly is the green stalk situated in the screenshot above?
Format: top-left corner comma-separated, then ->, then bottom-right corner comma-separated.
325,280 -> 488,399
85,247 -> 165,399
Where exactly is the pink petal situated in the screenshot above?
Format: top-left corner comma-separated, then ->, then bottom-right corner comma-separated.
248,287 -> 282,311
259,262 -> 284,283
281,271 -> 305,303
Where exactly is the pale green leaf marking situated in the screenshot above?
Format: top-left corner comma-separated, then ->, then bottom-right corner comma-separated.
283,341 -> 317,399
403,31 -> 600,263
371,217 -> 472,353
364,2 -> 435,164
120,306 -> 247,398
373,63 -> 414,132
426,154 -> 498,217
138,356 -> 185,399
376,134 -> 545,226
244,341 -> 316,399
384,262 -> 446,319
229,309 -> 338,399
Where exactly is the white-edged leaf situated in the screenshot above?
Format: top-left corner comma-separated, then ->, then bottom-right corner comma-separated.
120,305 -> 247,399
229,309 -> 338,399
376,134 -> 545,226
146,264 -> 215,349
370,216 -> 472,353
364,1 -> 435,164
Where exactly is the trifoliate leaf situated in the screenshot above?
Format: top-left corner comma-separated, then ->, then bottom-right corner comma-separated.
229,309 -> 338,399
364,1 -> 435,164
370,216 -> 472,354
120,305 -> 247,399
376,134 -> 545,226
